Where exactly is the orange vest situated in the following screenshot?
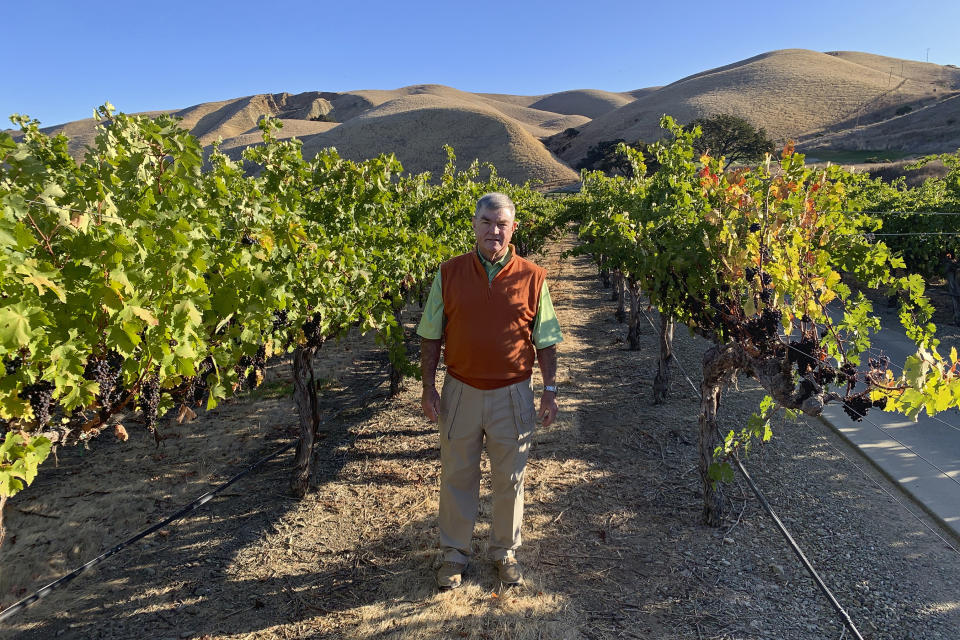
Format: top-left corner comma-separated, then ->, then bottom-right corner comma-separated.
441,248 -> 546,390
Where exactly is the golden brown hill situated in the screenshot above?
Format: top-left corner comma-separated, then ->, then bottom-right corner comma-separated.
17,49 -> 960,186
291,94 -> 579,186
558,49 -> 960,167
528,90 -> 636,119
801,93 -> 960,153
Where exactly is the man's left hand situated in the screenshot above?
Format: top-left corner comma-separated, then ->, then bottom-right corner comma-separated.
538,391 -> 558,427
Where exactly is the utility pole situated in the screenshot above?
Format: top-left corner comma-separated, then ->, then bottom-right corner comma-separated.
926,48 -> 930,63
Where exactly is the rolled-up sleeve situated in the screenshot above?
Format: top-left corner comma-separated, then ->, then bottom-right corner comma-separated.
416,270 -> 444,340
532,281 -> 563,349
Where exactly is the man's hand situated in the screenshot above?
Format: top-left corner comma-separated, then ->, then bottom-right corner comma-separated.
538,391 -> 558,427
422,386 -> 441,422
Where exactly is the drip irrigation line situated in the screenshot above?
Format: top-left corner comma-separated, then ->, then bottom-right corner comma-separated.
0,440 -> 294,624
629,296 -> 865,639
731,453 -> 865,640
0,363 -> 388,624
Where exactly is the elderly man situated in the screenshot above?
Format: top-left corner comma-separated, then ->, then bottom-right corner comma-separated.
417,192 -> 562,590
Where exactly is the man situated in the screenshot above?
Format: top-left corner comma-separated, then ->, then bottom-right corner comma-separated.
417,192 -> 562,590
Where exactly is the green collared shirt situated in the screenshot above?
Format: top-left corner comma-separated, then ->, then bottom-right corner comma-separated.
416,247 -> 563,349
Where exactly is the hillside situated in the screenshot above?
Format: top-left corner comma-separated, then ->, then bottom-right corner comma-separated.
555,49 -> 960,167
13,48 -> 960,185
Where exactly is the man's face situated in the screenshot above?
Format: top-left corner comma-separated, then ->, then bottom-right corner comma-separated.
473,206 -> 517,261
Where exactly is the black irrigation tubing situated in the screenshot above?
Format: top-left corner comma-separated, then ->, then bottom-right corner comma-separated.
0,361 -> 390,625
0,439 -> 294,624
732,454 -> 865,640
631,298 -> 866,640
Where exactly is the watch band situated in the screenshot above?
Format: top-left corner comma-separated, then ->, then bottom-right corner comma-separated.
544,385 -> 558,394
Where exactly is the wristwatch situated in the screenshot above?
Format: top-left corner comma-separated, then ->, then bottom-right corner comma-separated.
543,385 -> 558,395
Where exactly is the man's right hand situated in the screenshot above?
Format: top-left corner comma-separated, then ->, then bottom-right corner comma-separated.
422,386 -> 441,422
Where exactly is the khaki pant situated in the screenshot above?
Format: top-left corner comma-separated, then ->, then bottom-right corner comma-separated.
438,376 -> 536,564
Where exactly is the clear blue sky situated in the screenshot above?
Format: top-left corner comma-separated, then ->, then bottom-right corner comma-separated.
6,0 -> 960,126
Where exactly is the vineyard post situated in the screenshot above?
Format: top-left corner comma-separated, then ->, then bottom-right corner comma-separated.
653,315 -> 674,404
626,279 -> 643,350
290,344 -> 321,498
0,494 -> 6,547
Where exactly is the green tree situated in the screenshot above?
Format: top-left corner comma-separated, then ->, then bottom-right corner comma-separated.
684,113 -> 775,169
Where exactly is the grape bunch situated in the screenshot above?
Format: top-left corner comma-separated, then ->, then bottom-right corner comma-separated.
272,309 -> 290,333
139,375 -> 161,431
813,364 -> 838,386
19,381 -> 55,427
184,357 -> 214,405
787,334 -> 819,373
303,313 -> 324,346
251,344 -> 267,387
84,351 -> 125,412
842,394 -> 872,422
234,354 -> 254,392
744,308 -> 782,346
4,356 -> 22,376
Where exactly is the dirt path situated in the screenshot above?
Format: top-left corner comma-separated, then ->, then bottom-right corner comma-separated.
3,237 -> 960,639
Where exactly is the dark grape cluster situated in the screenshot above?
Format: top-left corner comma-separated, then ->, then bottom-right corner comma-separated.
872,395 -> 888,410
787,335 -> 819,373
247,344 -> 267,388
303,313 -> 324,345
758,288 -> 773,304
272,309 -> 290,333
139,375 -> 161,431
749,222 -> 761,233
745,308 -> 782,345
868,356 -> 890,371
813,365 -> 838,386
241,234 -> 256,245
4,356 -> 22,376
187,357 -> 215,404
839,362 -> 858,387
744,267 -> 757,282
19,381 -> 54,427
842,395 -> 872,422
84,351 -> 125,411
760,272 -> 772,287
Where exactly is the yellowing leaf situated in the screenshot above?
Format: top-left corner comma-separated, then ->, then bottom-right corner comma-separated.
129,306 -> 159,326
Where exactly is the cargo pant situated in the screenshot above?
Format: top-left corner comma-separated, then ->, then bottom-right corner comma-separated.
437,375 -> 537,564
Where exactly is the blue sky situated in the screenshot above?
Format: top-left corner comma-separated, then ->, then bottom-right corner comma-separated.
6,0 -> 960,126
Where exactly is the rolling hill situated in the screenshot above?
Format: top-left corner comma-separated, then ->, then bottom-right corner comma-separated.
14,49 -> 960,186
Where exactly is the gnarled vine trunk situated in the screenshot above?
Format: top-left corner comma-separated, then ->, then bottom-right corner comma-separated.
389,308 -> 405,397
626,279 -> 642,350
614,272 -> 626,320
699,344 -> 742,526
290,344 -> 321,498
653,315 -> 674,404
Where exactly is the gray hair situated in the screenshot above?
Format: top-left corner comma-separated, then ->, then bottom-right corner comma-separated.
474,192 -> 516,218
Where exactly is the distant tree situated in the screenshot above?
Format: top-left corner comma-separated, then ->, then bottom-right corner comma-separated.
684,114 -> 775,169
576,139 -> 661,178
